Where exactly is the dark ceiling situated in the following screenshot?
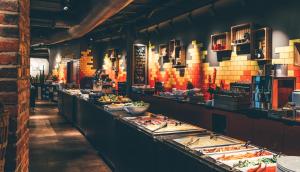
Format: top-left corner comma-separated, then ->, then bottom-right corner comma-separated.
86,0 -> 218,42
30,0 -> 220,58
30,0 -> 93,44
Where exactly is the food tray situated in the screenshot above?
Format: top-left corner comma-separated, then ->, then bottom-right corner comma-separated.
209,150 -> 277,172
172,135 -> 242,149
123,115 -> 206,135
209,149 -> 274,162
197,144 -> 258,155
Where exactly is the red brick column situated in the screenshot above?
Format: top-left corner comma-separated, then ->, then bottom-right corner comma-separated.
0,0 -> 30,172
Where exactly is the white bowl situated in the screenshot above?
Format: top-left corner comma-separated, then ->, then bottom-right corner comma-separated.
123,103 -> 150,115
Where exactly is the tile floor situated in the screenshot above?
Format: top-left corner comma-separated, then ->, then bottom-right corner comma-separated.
29,101 -> 111,172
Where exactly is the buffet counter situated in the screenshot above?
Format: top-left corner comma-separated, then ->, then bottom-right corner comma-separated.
59,91 -> 77,123
58,90 -> 297,172
130,93 -> 300,155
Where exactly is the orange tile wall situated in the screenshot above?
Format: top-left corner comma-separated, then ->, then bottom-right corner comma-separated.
148,39 -> 300,91
58,62 -> 67,83
148,41 -> 204,90
102,52 -> 127,88
80,49 -> 96,79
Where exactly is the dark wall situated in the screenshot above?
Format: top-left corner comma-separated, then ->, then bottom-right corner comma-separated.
51,0 -> 300,70
93,38 -> 128,67
48,39 -> 81,71
134,0 -> 300,66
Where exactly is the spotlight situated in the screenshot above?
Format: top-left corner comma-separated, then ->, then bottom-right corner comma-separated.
63,6 -> 69,11
62,0 -> 71,11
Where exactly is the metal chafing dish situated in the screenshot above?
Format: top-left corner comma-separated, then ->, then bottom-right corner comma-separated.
197,143 -> 258,155
172,134 -> 242,150
122,113 -> 206,135
167,133 -> 279,172
208,149 -> 277,172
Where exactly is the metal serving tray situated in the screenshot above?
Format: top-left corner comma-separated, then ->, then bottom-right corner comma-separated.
208,150 -> 276,172
172,134 -> 242,150
122,115 -> 206,136
196,144 -> 258,155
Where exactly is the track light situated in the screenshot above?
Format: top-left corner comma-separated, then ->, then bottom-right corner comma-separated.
62,0 -> 71,11
63,6 -> 69,11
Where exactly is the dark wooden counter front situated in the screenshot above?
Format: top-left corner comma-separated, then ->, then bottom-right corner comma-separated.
58,92 -> 231,172
58,91 -> 300,172
130,93 -> 300,155
59,91 -> 77,123
76,98 -> 128,171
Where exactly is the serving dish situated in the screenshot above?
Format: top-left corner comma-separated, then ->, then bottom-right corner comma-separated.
97,94 -> 132,105
172,135 -> 241,149
123,113 -> 205,135
104,103 -> 125,111
197,143 -> 258,155
123,102 -> 150,115
209,150 -> 277,172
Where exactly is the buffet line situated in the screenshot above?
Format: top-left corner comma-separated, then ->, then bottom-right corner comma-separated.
58,89 -> 300,172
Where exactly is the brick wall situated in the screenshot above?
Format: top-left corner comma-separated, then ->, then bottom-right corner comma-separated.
0,0 -> 30,172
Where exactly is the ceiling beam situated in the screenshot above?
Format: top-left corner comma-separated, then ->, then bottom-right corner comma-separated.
31,0 -> 62,12
31,18 -> 72,29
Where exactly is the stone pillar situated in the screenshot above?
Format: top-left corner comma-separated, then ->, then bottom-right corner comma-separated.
0,0 -> 30,172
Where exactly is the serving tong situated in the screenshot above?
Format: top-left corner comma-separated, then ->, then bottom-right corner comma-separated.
185,137 -> 200,147
210,133 -> 218,140
244,141 -> 251,148
152,122 -> 168,132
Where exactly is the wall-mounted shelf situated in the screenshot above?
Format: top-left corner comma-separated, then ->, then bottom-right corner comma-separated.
107,48 -> 120,73
172,45 -> 186,68
231,23 -> 252,45
253,27 -> 271,61
231,23 -> 253,55
168,39 -> 187,68
211,32 -> 231,52
169,39 -> 180,59
159,44 -> 169,63
294,42 -> 300,66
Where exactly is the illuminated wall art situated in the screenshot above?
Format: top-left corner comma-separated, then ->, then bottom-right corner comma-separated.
102,49 -> 127,88
148,41 -> 203,91
79,49 -> 96,80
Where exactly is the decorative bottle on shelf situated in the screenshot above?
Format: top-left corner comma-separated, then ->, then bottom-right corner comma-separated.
254,42 -> 264,59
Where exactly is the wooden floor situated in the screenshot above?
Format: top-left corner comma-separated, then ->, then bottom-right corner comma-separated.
29,101 -> 111,172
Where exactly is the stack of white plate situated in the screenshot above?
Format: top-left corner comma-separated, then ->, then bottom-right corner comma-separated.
277,156 -> 300,172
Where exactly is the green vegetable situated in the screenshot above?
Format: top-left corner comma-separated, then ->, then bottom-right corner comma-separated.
126,101 -> 146,107
233,155 -> 277,168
